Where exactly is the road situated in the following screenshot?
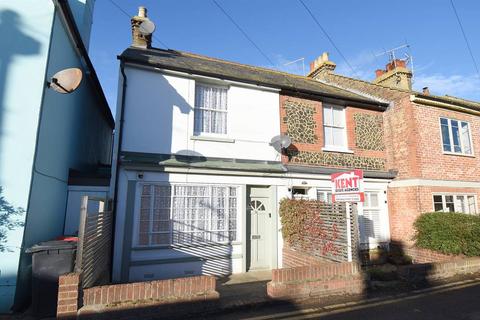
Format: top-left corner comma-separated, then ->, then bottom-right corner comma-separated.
212,280 -> 480,320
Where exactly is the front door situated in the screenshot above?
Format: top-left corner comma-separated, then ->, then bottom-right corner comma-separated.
358,190 -> 389,249
247,186 -> 272,271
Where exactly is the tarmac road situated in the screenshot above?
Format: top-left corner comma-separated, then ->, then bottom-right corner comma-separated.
211,279 -> 480,320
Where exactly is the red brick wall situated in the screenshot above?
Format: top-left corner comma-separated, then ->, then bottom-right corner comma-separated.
388,186 -> 480,244
279,94 -> 387,168
383,95 -> 420,177
267,262 -> 364,299
82,275 -> 218,307
412,103 -> 480,181
57,274 -> 218,318
282,245 -> 330,268
57,273 -> 81,319
384,98 -> 480,180
400,245 -> 455,264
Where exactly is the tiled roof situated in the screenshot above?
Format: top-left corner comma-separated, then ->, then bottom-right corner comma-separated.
322,73 -> 480,111
119,47 -> 386,107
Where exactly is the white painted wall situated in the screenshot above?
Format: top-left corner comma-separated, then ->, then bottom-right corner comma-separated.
121,66 -> 281,161
111,167 -> 391,281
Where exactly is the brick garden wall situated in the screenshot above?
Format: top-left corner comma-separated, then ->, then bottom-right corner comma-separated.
267,262 -> 364,300
57,273 -> 81,319
398,245 -> 455,264
57,274 -> 218,319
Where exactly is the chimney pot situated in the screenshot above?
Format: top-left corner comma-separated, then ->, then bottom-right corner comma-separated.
422,87 -> 430,95
138,6 -> 147,18
375,69 -> 385,78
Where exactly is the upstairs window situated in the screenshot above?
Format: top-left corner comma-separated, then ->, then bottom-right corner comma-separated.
194,84 -> 228,135
323,105 -> 347,150
440,118 -> 472,155
433,194 -> 477,214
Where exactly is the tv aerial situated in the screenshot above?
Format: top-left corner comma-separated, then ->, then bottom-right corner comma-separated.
270,134 -> 292,153
139,19 -> 156,35
47,68 -> 83,94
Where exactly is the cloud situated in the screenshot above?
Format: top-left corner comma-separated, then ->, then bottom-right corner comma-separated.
413,73 -> 480,100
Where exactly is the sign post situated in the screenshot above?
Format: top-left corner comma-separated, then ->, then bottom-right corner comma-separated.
331,169 -> 364,262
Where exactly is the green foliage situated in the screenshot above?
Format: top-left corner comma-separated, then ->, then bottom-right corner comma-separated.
414,212 -> 480,256
0,187 -> 25,252
279,198 -> 311,244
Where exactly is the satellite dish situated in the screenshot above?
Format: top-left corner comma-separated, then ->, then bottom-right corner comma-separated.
48,68 -> 82,94
270,134 -> 292,153
139,19 -> 156,35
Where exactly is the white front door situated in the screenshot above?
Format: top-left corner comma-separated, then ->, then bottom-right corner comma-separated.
358,190 -> 389,249
247,186 -> 272,270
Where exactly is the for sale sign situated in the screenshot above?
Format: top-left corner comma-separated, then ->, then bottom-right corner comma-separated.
331,169 -> 364,203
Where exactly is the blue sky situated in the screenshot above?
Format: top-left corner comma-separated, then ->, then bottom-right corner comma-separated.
89,0 -> 480,114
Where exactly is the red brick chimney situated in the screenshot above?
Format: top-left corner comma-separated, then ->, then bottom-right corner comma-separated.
373,59 -> 412,90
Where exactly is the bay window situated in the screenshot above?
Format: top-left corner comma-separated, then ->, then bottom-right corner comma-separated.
137,184 -> 238,246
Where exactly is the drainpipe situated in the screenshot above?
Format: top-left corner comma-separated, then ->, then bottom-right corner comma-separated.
110,60 -> 127,281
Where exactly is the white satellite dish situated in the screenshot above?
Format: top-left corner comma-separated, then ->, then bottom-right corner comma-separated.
48,68 -> 83,94
139,19 -> 156,35
270,134 -> 292,153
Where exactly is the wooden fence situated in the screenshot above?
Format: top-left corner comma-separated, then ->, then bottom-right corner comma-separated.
75,196 -> 113,288
285,201 -> 360,263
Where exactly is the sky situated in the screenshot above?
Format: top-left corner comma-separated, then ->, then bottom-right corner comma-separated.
89,0 -> 480,114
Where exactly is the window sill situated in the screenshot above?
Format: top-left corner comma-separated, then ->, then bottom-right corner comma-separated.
191,135 -> 235,143
322,147 -> 354,154
132,241 -> 242,250
442,151 -> 475,158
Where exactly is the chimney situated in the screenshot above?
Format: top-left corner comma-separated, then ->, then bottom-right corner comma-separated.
372,59 -> 412,90
422,87 -> 430,95
307,52 -> 336,79
131,6 -> 153,48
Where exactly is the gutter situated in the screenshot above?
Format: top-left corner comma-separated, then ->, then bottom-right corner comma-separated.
118,54 -> 389,110
411,95 -> 480,116
53,0 -> 114,128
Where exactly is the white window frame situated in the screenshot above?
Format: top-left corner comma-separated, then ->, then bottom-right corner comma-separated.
133,183 -> 240,248
432,193 -> 478,214
316,188 -> 333,203
439,117 -> 474,156
322,104 -> 350,152
193,82 -> 229,136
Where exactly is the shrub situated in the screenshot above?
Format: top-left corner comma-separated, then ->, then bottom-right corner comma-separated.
414,212 -> 480,256
278,198 -> 313,244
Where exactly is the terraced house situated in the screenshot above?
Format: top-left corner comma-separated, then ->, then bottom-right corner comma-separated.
311,53 -> 480,247
109,8 -> 395,284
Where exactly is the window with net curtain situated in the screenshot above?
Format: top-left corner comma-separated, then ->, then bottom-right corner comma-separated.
137,184 -> 238,246
323,104 -> 346,150
194,83 -> 228,135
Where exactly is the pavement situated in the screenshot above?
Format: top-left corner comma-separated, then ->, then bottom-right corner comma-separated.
207,277 -> 480,320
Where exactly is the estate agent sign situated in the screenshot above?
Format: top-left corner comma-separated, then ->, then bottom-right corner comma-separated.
331,169 -> 364,203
